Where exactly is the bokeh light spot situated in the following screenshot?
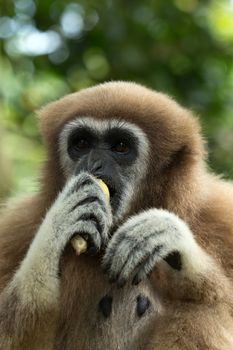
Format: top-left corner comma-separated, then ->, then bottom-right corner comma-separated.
60,3 -> 84,38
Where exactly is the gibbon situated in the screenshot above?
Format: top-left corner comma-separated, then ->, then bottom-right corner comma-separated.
0,82 -> 232,350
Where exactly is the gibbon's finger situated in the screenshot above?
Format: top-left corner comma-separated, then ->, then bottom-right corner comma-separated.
107,235 -> 152,284
71,179 -> 110,255
114,241 -> 162,288
102,220 -> 149,273
132,246 -> 164,285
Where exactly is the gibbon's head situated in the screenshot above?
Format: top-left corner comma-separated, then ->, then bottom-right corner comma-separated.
38,81 -> 205,221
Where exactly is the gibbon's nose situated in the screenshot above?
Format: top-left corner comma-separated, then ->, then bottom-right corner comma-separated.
87,150 -> 103,174
90,159 -> 103,173
86,149 -> 116,183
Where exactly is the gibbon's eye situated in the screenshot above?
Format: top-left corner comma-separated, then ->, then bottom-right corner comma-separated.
74,138 -> 90,150
68,128 -> 94,160
112,141 -> 130,154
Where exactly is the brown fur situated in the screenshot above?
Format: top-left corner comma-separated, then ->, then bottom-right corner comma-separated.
0,81 -> 232,349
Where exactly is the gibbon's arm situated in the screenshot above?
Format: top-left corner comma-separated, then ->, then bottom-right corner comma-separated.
103,209 -> 232,304
0,173 -> 112,349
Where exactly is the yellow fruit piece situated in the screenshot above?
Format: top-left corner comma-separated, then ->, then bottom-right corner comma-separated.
71,235 -> 88,256
97,179 -> 110,201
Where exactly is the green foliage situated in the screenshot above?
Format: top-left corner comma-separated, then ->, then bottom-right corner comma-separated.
0,0 -> 233,198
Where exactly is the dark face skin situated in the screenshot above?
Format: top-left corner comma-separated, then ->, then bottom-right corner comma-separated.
67,126 -> 139,213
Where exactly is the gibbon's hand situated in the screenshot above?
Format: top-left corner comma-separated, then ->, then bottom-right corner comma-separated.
39,172 -> 113,256
102,209 -> 200,287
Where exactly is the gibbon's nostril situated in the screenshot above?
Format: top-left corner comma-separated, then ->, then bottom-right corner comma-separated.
90,160 -> 103,174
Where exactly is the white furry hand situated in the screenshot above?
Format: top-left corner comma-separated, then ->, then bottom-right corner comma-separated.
35,172 -> 113,256
102,209 -> 199,287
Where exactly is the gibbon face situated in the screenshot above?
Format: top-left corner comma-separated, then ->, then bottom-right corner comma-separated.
38,81 -> 204,219
59,117 -> 149,219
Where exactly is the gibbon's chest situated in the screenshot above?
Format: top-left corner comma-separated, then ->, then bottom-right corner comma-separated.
55,255 -> 162,350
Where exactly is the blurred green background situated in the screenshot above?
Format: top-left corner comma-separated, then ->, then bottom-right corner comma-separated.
0,0 -> 233,200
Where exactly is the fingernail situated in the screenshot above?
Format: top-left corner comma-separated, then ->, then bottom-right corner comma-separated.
98,295 -> 113,318
136,294 -> 150,317
117,278 -> 126,288
87,247 -> 98,256
132,275 -> 141,286
102,263 -> 111,273
109,276 -> 117,284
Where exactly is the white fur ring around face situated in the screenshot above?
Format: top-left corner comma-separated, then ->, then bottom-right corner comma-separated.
71,179 -> 110,255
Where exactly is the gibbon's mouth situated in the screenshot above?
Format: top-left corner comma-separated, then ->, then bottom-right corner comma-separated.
109,188 -> 119,212
107,184 -> 116,198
